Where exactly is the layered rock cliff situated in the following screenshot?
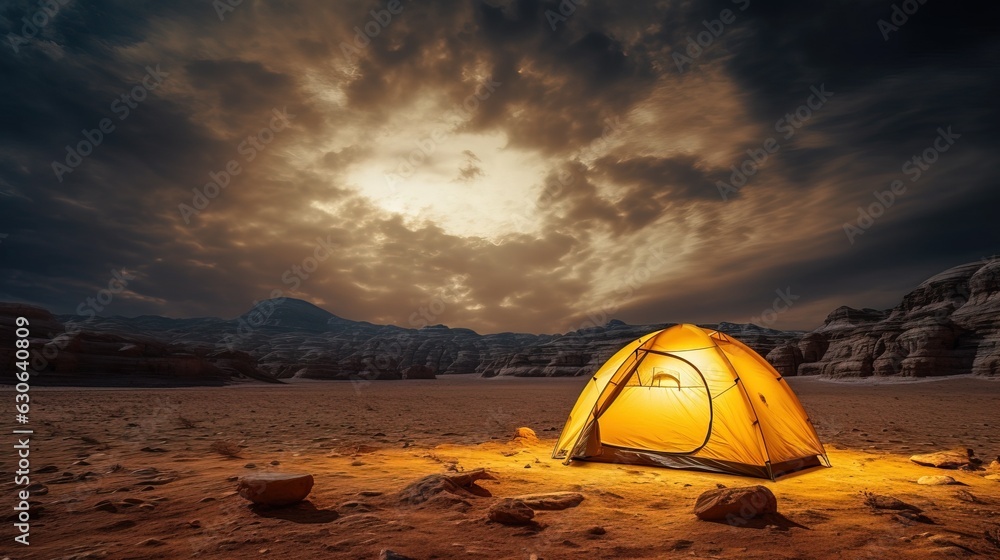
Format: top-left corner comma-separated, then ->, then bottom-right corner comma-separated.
765,259 -> 1000,378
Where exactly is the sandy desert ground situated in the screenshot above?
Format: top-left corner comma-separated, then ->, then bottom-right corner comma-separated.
3,375 -> 1000,559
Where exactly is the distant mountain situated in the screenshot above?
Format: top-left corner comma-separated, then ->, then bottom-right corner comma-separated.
2,259 -> 997,386
238,298 -> 356,332
0,298 -> 797,385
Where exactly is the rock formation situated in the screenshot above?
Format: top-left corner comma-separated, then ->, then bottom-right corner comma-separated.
2,259 -> 996,385
766,259 -> 1000,378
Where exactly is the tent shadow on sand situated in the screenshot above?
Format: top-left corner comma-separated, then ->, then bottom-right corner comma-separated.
249,500 -> 340,523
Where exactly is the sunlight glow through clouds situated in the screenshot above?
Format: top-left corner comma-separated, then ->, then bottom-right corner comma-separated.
345,130 -> 549,240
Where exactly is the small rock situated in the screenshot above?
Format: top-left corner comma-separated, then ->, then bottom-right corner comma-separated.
862,492 -> 921,512
270,461 -> 280,466
910,449 -> 974,469
140,447 -> 166,453
140,476 -> 176,486
244,463 -> 257,469
188,520 -> 202,528
487,499 -> 535,525
953,489 -> 980,503
694,486 -> 777,521
514,492 -> 584,511
93,501 -> 118,513
237,473 -> 314,506
397,469 -> 496,507
138,538 -> 165,546
101,520 -> 136,531
512,427 -> 539,444
379,549 -> 415,560
917,475 -> 958,486
523,464 -> 531,469
587,526 -> 606,535
37,465 -> 59,474
984,474 -> 1000,482
669,539 -> 694,551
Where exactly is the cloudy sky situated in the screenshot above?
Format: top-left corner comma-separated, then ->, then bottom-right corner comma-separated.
1,0 -> 997,334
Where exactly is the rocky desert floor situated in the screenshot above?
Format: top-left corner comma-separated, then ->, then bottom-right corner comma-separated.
3,375 -> 1000,559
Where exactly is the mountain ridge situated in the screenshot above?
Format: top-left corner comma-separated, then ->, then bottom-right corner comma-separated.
2,259 -> 997,385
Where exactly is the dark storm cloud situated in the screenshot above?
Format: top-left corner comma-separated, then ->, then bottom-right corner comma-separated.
0,0 -> 997,333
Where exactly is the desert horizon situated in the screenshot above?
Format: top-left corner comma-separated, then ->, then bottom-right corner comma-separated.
2,375 -> 999,559
2,0 -> 999,558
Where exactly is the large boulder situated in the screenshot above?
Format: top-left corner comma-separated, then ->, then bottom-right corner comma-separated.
237,473 -> 314,506
693,486 -> 777,521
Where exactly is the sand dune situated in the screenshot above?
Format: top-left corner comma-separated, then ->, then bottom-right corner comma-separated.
5,375 -> 1000,559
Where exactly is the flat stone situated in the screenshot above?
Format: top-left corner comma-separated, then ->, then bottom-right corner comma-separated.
917,475 -> 957,486
237,473 -> 314,507
693,486 -> 777,521
862,492 -> 921,512
379,550 -> 415,560
910,449 -> 973,469
513,492 -> 584,510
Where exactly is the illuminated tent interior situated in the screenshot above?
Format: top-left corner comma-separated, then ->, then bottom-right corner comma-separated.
553,324 -> 830,480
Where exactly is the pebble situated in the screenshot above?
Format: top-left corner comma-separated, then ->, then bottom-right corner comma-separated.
917,475 -> 957,486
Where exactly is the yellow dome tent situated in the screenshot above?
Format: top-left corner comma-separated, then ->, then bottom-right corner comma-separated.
552,324 -> 830,479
